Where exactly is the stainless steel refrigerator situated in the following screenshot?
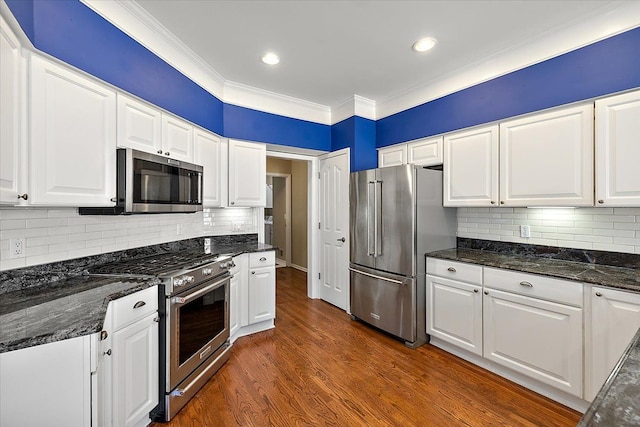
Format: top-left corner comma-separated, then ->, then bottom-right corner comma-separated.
349,164 -> 456,348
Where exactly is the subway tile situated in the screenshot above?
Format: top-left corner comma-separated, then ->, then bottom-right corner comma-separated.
1,228 -> 48,239
26,218 -> 68,228
613,237 -> 640,246
27,235 -> 69,247
49,241 -> 86,253
0,209 -> 48,219
48,225 -> 87,236
542,233 -> 575,241
593,243 -> 635,253
581,207 -> 614,215
592,229 -> 635,238
574,221 -> 614,229
574,235 -> 614,244
613,208 -> 640,215
47,209 -> 75,218
592,215 -> 635,223
614,223 -> 640,231
0,257 -> 26,271
0,219 -> 26,230
25,245 -> 50,257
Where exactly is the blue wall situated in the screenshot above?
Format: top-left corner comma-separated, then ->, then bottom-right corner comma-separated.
377,26 -> 640,147
6,0 -> 640,164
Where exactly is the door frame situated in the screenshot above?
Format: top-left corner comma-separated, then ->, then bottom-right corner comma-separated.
266,172 -> 292,266
265,150 -> 319,299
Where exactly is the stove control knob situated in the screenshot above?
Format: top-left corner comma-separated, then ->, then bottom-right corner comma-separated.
185,276 -> 195,283
174,278 -> 185,287
202,268 -> 213,276
219,262 -> 228,269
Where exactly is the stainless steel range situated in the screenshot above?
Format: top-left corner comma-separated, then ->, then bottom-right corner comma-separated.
91,250 -> 234,421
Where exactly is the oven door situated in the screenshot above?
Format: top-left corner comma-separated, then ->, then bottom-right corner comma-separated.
168,274 -> 229,391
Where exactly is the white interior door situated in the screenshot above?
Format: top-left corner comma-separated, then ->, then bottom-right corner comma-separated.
319,149 -> 350,311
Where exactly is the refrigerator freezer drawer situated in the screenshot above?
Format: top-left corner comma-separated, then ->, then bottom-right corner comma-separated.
349,266 -> 415,343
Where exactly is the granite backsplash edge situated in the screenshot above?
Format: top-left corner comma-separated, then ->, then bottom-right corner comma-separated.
457,237 -> 640,269
0,233 -> 258,294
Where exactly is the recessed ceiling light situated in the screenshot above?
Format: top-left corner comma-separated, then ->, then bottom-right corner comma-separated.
412,37 -> 437,53
261,52 -> 280,65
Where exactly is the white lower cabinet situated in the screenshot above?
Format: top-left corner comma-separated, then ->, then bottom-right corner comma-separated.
587,286 -> 640,401
483,288 -> 583,397
100,286 -> 159,427
426,274 -> 483,355
230,251 -> 276,342
0,335 -> 97,427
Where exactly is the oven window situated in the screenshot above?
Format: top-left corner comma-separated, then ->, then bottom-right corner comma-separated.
178,284 -> 226,365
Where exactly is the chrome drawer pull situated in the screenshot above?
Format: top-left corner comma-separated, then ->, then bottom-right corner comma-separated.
447,267 -> 456,272
260,257 -> 267,261
133,301 -> 146,309
519,281 -> 533,287
595,292 -> 603,297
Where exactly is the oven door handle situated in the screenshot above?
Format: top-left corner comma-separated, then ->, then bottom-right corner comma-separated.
173,274 -> 229,305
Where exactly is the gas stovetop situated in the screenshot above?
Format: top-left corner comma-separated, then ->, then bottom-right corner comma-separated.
90,249 -> 225,277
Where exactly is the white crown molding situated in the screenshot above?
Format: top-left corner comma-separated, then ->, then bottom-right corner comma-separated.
81,0 -> 225,99
376,1 -> 640,119
331,95 -> 376,124
224,80 -> 331,125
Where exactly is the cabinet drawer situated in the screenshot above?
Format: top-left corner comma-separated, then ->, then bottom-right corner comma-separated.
112,286 -> 158,331
426,258 -> 483,286
249,251 -> 275,268
484,267 -> 582,307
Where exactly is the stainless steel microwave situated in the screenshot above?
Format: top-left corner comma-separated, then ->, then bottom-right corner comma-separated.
79,148 -> 203,215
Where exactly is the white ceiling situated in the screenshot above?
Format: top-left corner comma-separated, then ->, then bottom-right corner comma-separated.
132,0 -> 637,116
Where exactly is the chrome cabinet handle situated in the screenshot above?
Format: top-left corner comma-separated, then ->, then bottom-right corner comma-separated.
447,267 -> 456,272
165,151 -> 170,156
133,301 -> 146,309
484,290 -> 489,295
103,349 -> 112,356
153,316 -> 160,322
500,201 -> 505,205
490,201 -> 495,205
260,257 -> 267,261
597,200 -> 604,204
157,150 -> 163,154
337,237 -> 346,243
595,292 -> 603,297
230,201 -> 235,205
519,281 -> 533,287
473,289 -> 479,293
17,193 -> 28,200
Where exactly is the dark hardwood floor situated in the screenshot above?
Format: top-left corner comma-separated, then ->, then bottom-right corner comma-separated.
155,267 -> 581,426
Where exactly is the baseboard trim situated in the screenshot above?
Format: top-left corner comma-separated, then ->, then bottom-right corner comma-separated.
290,264 -> 308,273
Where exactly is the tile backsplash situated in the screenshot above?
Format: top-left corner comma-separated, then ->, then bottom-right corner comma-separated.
457,207 -> 640,254
0,207 -> 257,271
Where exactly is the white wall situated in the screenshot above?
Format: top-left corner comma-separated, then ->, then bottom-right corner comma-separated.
457,207 -> 640,254
0,207 -> 257,271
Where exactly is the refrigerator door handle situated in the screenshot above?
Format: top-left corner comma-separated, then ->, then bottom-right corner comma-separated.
367,181 -> 376,256
349,267 -> 406,285
375,180 -> 383,257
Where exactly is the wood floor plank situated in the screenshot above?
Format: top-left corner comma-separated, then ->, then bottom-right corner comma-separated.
154,267 -> 581,426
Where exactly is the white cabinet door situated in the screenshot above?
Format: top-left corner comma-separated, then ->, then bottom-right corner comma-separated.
112,312 -> 159,427
0,15 -> 22,205
426,275 -> 483,355
500,104 -> 594,207
228,139 -> 266,207
378,145 -> 406,167
595,90 -> 640,206
483,288 -> 583,397
588,286 -> 640,400
0,336 -> 94,427
161,114 -> 193,162
443,125 -> 499,207
194,129 -> 222,207
229,261 -> 241,338
248,265 -> 276,324
408,136 -> 443,166
117,93 -> 162,154
29,55 -> 116,206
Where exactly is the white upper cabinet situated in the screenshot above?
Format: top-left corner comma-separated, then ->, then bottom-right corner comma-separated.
194,129 -> 222,207
228,139 -> 266,207
29,55 -> 116,206
595,90 -> 640,206
378,144 -> 406,167
116,93 -> 162,154
444,125 -> 499,207
0,15 -> 22,205
407,136 -> 443,166
161,114 -> 193,162
500,104 -> 594,207
378,136 -> 443,168
587,286 -> 640,401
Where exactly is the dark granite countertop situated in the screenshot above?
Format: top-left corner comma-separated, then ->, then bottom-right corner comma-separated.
0,234 -> 274,354
579,327 -> 640,426
0,275 -> 160,353
426,248 -> 640,293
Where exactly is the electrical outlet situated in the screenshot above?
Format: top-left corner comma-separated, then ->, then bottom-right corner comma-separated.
10,238 -> 25,259
520,225 -> 531,238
